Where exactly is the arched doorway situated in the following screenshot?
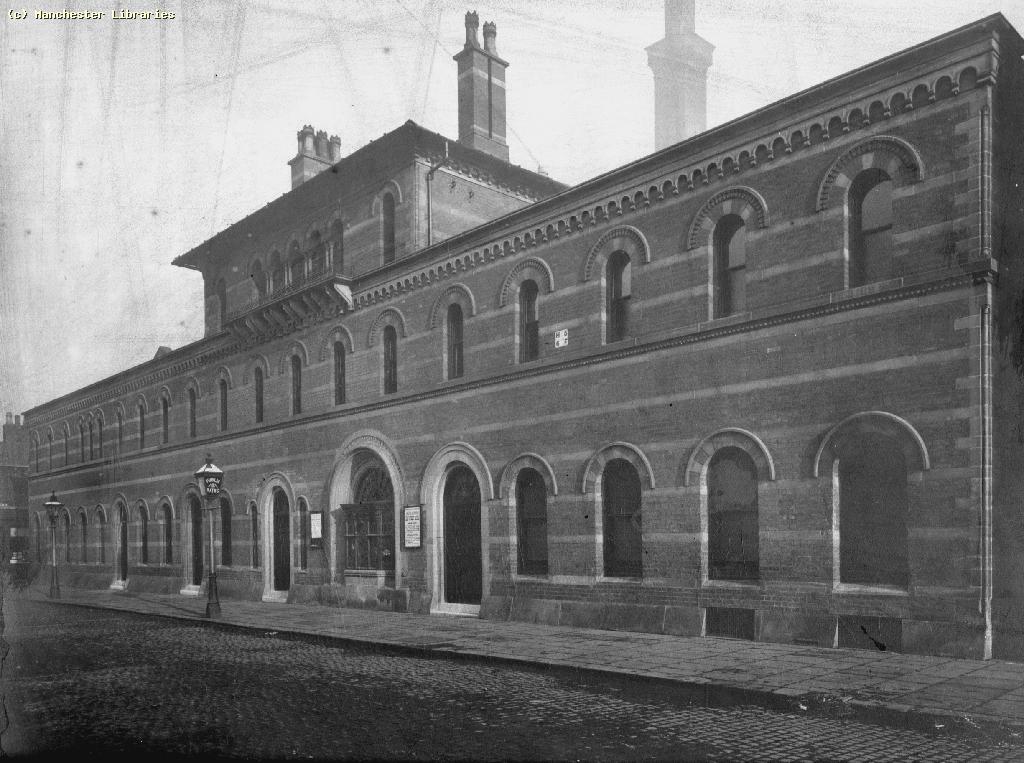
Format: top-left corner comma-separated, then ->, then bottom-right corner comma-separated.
443,464 -> 482,605
117,504 -> 128,581
272,487 -> 291,591
190,495 -> 203,586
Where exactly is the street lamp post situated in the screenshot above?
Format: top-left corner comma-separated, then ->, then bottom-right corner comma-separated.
194,454 -> 225,620
44,492 -> 63,599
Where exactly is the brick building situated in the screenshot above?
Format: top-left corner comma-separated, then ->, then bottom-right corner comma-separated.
23,9 -> 1024,660
0,412 -> 29,562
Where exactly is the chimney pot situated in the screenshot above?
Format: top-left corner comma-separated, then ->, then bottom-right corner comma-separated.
464,10 -> 480,47
14,415 -> 20,426
4,413 -> 11,424
329,135 -> 341,162
483,21 -> 497,54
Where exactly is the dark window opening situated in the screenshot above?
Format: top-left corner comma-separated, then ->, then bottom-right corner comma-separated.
138,405 -> 146,450
333,342 -> 346,405
382,192 -> 396,264
839,434 -> 908,587
519,280 -> 539,363
216,278 -> 227,329
714,214 -> 747,318
116,413 -> 123,452
706,607 -> 755,640
849,169 -> 893,287
63,513 -> 71,563
161,398 -> 170,444
88,422 -> 94,460
220,497 -> 232,567
188,389 -> 197,438
447,304 -> 464,380
79,424 -> 85,463
606,251 -> 631,342
80,514 -> 88,563
708,447 -> 760,581
251,504 -> 260,568
219,379 -> 228,432
383,325 -> 398,394
140,509 -> 149,564
254,367 -> 265,423
602,459 -> 642,578
516,468 -> 548,575
163,505 -> 173,564
298,499 -> 308,571
291,355 -> 302,415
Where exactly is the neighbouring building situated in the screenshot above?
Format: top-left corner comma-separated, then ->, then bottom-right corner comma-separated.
23,8 -> 1024,660
0,412 -> 29,563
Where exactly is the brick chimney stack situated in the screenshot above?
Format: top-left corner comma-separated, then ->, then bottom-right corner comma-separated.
288,125 -> 343,189
646,0 -> 714,150
453,10 -> 509,162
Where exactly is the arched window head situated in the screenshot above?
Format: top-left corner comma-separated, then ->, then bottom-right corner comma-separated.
254,366 -> 265,423
606,251 -> 631,342
382,192 -> 396,264
219,379 -> 228,432
291,355 -> 302,415
707,447 -> 760,581
519,280 -> 539,363
446,303 -> 464,380
188,388 -> 197,438
849,169 -> 893,288
602,459 -> 642,578
333,342 -> 346,405
516,468 -> 548,575
713,214 -> 746,318
383,325 -> 398,394
839,433 -> 908,587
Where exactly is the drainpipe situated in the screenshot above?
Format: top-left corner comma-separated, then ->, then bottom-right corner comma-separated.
426,141 -> 449,248
979,100 -> 993,660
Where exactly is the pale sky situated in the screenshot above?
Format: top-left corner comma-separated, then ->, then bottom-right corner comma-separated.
2,0 -> 1022,415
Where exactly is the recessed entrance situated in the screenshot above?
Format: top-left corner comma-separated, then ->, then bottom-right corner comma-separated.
272,487 -> 291,591
443,464 -> 482,605
191,496 -> 204,585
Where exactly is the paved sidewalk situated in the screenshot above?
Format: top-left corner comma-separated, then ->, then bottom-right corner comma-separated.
19,586 -> 1024,742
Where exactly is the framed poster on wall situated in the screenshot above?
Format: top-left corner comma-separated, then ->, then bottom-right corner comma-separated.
403,506 -> 421,549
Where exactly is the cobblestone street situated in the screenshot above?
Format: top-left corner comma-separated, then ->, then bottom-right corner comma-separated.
2,599 -> 1021,761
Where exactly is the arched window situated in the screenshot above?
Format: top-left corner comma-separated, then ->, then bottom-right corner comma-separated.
602,459 -> 642,578
96,417 -> 103,458
714,214 -> 747,318
839,434 -> 908,587
446,303 -> 464,380
270,251 -> 284,294
333,342 -> 346,405
216,278 -> 227,329
308,232 -> 324,276
220,497 -> 232,567
289,251 -> 305,287
254,367 -> 264,423
88,421 -> 94,460
79,423 -> 85,463
219,379 -> 228,432
606,251 -> 631,342
116,412 -> 124,452
298,498 -> 308,570
849,169 -> 893,288
188,388 -> 197,438
98,512 -> 106,564
47,432 -> 53,470
63,425 -> 69,465
251,504 -> 260,568
251,261 -> 267,298
382,192 -> 396,264
137,404 -> 146,449
290,355 -> 302,415
383,325 -> 398,394
162,504 -> 173,564
516,468 -> 548,575
708,447 -> 760,581
80,512 -> 88,563
32,438 -> 38,472
63,512 -> 71,563
161,397 -> 170,444
139,506 -> 149,565
35,515 -> 42,562
519,280 -> 539,363
330,220 -> 344,273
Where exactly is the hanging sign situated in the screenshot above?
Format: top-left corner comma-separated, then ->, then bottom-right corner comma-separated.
310,510 -> 323,548
403,506 -> 422,549
554,328 -> 569,348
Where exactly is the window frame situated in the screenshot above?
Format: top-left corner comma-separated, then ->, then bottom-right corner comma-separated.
383,325 -> 398,394
518,280 -> 540,363
446,303 -> 464,380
